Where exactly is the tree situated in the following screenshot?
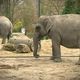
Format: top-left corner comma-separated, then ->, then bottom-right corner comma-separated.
40,0 -> 64,15
62,0 -> 80,14
75,0 -> 80,14
0,0 -> 20,22
62,0 -> 76,14
0,0 -> 11,18
35,0 -> 40,17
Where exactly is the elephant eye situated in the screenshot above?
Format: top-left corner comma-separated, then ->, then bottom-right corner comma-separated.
35,26 -> 41,32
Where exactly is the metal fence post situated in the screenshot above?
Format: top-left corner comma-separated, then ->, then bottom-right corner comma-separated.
36,0 -> 40,17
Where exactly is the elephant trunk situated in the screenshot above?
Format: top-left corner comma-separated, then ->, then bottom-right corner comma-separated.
33,33 -> 40,58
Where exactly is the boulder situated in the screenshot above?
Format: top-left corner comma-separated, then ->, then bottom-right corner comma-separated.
9,33 -> 32,50
2,43 -> 31,53
15,44 -> 31,53
3,33 -> 41,53
2,43 -> 15,51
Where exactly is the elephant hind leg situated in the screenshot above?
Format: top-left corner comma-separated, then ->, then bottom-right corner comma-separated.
76,39 -> 80,65
2,37 -> 6,44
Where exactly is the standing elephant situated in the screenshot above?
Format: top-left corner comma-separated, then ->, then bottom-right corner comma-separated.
0,16 -> 13,44
33,14 -> 80,62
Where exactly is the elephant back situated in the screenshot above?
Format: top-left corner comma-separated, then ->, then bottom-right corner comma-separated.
0,16 -> 13,36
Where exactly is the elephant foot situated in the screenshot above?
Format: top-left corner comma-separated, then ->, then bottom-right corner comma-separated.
54,58 -> 62,62
50,57 -> 62,62
75,61 -> 80,65
2,41 -> 5,44
34,54 -> 40,58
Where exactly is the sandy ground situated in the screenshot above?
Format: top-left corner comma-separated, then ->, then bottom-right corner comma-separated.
0,39 -> 80,80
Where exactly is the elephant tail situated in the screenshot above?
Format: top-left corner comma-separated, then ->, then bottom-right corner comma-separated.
7,23 -> 13,40
7,30 -> 12,41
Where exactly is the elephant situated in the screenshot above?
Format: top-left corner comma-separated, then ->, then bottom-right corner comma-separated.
0,16 -> 13,44
33,14 -> 80,62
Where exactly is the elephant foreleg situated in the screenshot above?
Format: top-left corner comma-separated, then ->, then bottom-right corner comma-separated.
51,40 -> 62,62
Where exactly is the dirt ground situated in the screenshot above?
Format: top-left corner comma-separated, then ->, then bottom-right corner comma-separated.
0,39 -> 80,80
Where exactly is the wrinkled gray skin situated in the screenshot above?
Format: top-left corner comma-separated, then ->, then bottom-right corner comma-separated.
33,14 -> 80,62
0,16 -> 13,44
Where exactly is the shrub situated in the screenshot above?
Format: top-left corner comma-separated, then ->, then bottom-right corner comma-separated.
62,0 -> 76,14
62,0 -> 80,14
13,20 -> 23,32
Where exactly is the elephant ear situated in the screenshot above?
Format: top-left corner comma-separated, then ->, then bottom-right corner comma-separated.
42,17 -> 52,33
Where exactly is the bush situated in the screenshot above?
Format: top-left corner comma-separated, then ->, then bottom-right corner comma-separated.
75,0 -> 80,14
62,0 -> 80,14
62,0 -> 76,14
13,20 -> 23,32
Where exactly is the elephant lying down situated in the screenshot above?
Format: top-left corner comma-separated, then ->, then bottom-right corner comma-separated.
33,14 -> 80,62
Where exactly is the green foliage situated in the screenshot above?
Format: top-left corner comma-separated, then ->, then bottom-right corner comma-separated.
13,20 -> 23,32
75,7 -> 80,14
62,0 -> 80,14
75,0 -> 80,14
62,0 -> 76,14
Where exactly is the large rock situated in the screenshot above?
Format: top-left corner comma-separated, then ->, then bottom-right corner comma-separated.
9,33 -> 41,52
3,33 -> 32,53
2,43 -> 31,53
2,43 -> 16,51
9,33 -> 32,51
2,33 -> 41,53
16,44 -> 31,53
